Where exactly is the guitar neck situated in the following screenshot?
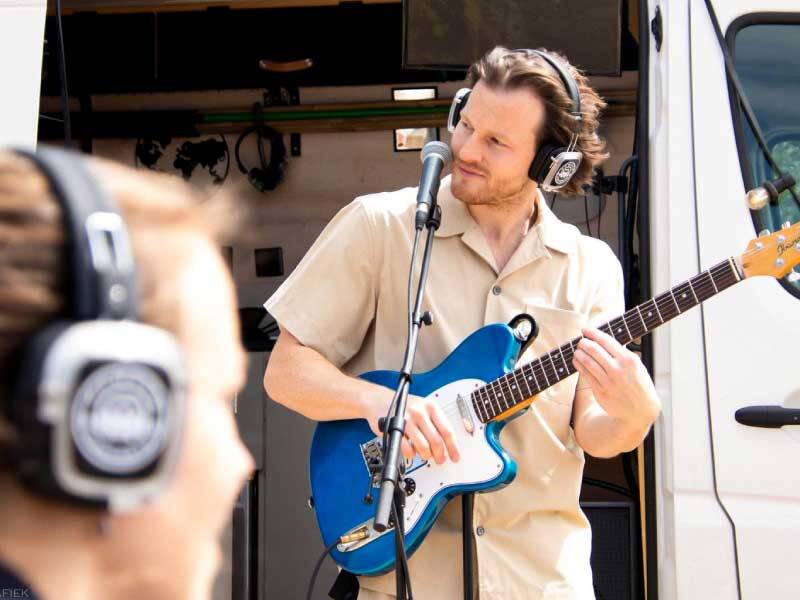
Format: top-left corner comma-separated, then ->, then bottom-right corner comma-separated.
471,257 -> 744,423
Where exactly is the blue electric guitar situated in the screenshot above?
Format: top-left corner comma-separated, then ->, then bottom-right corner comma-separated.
309,225 -> 800,576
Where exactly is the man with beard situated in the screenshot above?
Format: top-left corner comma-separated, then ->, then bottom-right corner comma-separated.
264,46 -> 660,599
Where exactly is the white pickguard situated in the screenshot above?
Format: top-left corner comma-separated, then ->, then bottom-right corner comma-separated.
339,378 -> 506,553
392,378 -> 503,530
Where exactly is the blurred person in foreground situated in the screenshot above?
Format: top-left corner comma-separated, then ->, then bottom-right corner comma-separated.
0,148 -> 254,600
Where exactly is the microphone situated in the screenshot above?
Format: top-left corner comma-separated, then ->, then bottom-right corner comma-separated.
415,141 -> 453,230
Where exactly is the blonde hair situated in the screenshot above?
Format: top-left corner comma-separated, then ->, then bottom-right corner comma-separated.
0,150 -> 243,418
467,46 -> 608,195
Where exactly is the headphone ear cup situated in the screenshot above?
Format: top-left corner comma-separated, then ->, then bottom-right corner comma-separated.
529,144 -> 563,184
242,128 -> 286,193
448,88 -> 472,133
9,322 -> 72,492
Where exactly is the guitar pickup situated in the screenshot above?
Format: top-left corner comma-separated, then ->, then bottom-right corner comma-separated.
457,393 -> 475,435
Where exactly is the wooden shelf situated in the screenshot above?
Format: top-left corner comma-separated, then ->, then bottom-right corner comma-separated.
38,94 -> 636,140
52,0 -> 399,15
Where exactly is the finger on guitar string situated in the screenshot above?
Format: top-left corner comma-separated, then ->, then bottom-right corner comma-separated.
401,437 -> 415,460
404,418 -> 433,462
411,406 -> 447,464
576,335 -> 619,377
581,326 -> 630,357
572,352 -> 603,393
427,403 -> 460,462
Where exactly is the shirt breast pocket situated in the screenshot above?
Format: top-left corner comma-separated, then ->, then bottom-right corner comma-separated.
520,302 -> 587,407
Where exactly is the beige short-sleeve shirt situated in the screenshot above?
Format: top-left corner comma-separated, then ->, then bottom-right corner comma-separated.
265,176 -> 624,600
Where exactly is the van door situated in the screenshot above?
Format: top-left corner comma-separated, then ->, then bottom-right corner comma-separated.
690,2 -> 800,597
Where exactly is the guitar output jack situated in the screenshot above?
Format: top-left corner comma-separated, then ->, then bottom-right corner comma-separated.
404,478 -> 416,496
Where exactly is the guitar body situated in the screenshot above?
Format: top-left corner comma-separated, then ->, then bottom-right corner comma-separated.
309,323 -> 525,576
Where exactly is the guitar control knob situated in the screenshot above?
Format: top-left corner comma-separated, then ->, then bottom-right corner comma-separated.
404,478 -> 416,496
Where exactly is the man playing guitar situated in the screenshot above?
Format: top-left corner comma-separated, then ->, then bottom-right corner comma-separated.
264,46 -> 661,599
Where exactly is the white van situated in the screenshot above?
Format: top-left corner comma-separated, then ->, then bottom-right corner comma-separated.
2,0 -> 798,598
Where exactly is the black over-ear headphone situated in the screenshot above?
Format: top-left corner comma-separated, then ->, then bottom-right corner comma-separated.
447,48 -> 583,192
7,146 -> 186,512
235,102 -> 287,193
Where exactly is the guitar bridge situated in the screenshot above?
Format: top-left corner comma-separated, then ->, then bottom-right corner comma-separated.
360,438 -> 384,488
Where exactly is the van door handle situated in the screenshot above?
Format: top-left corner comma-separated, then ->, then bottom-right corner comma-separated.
735,405 -> 800,428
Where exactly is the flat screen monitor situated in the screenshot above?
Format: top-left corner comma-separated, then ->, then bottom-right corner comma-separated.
403,0 -> 622,75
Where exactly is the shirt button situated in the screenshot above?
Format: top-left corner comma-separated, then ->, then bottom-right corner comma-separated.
476,526 -> 485,536
491,285 -> 502,296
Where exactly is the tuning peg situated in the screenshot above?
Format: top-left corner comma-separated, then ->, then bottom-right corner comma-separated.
759,229 -> 772,237
787,271 -> 800,284
783,221 -> 792,230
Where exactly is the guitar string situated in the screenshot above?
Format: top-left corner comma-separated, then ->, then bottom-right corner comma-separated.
470,260 -> 739,421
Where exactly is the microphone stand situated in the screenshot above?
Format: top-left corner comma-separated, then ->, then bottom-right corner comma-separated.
373,202 -> 442,600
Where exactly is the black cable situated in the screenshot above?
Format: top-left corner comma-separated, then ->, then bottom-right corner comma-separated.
305,538 -> 341,600
597,192 -> 605,239
583,194 -> 592,237
625,156 -> 640,308
549,192 -> 558,211
54,0 -> 72,145
703,0 -> 800,210
617,156 -> 636,296
393,499 -> 414,599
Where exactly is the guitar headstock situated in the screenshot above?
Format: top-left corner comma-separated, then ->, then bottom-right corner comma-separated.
741,221 -> 800,279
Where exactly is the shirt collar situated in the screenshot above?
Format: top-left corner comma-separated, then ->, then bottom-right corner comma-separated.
434,175 -> 579,256
433,175 -> 474,238
534,191 -> 579,255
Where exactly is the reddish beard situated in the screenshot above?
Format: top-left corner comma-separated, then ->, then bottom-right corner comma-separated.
452,163 -> 530,208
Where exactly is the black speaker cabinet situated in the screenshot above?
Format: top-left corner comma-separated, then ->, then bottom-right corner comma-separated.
581,501 -> 638,600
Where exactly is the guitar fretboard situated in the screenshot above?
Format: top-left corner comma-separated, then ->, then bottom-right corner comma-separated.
470,258 -> 742,423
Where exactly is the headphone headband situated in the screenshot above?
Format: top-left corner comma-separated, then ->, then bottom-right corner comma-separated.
509,49 -> 582,121
14,148 -> 139,322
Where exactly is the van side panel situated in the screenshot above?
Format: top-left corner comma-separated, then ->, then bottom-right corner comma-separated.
0,0 -> 46,148
649,1 -> 740,598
